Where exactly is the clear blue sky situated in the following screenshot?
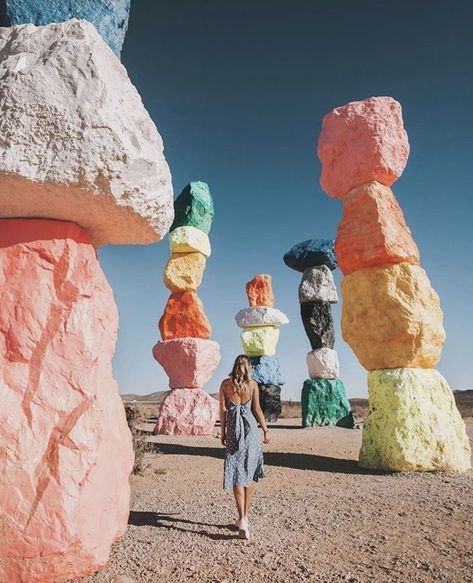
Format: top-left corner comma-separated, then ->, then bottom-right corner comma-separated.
99,0 -> 473,399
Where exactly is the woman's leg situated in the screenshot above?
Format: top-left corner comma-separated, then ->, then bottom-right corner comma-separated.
233,486 -> 245,519
244,482 -> 255,517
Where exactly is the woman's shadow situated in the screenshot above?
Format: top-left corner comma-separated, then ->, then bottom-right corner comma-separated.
128,511 -> 239,541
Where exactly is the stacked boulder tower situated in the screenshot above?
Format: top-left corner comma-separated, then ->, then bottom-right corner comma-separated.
284,241 -> 354,428
236,274 -> 288,421
0,8 -> 175,583
317,96 -> 471,472
154,182 -> 221,435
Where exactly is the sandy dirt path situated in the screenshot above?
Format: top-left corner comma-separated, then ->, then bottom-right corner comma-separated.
76,419 -> 473,583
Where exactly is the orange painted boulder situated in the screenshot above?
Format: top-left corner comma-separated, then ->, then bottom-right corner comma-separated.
154,388 -> 218,435
152,338 -> 221,389
341,263 -> 446,370
336,182 -> 420,274
246,274 -> 274,307
0,219 -> 133,583
159,291 -> 212,340
317,96 -> 410,199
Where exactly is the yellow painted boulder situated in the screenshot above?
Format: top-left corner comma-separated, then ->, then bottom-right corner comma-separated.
341,263 -> 445,370
240,326 -> 280,357
359,368 -> 471,472
169,226 -> 211,257
163,252 -> 206,292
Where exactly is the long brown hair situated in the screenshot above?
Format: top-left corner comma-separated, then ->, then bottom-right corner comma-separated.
229,354 -> 253,394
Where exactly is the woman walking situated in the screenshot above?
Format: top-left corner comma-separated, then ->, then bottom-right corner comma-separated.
219,354 -> 269,540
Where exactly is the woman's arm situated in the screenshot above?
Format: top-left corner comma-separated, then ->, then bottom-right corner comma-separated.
251,382 -> 270,443
219,381 -> 227,446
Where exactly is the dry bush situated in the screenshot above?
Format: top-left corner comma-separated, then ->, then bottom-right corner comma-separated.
124,402 -> 153,475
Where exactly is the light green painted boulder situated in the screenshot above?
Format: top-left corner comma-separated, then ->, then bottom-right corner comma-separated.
240,326 -> 279,357
360,368 -> 471,472
169,226 -> 211,257
301,378 -> 354,428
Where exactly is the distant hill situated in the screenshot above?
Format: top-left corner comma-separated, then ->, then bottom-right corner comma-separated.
121,390 -> 169,402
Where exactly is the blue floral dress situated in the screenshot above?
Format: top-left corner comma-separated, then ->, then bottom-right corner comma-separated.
223,392 -> 265,489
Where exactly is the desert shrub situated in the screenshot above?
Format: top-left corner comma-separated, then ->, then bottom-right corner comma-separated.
124,402 -> 153,475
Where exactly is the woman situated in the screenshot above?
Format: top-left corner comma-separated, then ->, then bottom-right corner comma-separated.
219,354 -> 269,540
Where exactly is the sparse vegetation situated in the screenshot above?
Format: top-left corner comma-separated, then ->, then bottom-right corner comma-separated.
124,402 -> 154,475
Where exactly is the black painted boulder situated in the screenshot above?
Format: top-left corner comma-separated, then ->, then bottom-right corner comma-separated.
302,378 -> 355,428
258,384 -> 282,422
300,300 -> 335,349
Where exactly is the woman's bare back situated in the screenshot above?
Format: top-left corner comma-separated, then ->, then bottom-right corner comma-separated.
221,378 -> 257,405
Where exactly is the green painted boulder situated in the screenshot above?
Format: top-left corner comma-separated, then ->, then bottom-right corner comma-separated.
171,181 -> 214,234
301,378 -> 354,428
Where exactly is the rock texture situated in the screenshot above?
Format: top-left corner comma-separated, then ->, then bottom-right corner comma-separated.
336,182 -> 420,275
152,338 -> 221,389
341,263 -> 445,370
284,239 -> 337,272
235,307 -> 289,328
163,252 -> 206,292
240,326 -> 280,357
154,389 -> 219,436
171,182 -> 214,234
299,265 -> 339,303
169,226 -> 211,257
258,384 -> 282,422
159,292 -> 212,340
302,379 -> 355,428
250,356 -> 285,385
0,219 -> 133,583
246,274 -> 274,307
317,96 -> 410,199
3,0 -> 130,56
306,348 -> 339,379
300,300 -> 335,350
360,369 -> 471,472
0,20 -> 174,247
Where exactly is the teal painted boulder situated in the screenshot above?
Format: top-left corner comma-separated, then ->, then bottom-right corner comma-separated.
2,0 -> 130,57
301,378 -> 354,428
171,181 -> 214,234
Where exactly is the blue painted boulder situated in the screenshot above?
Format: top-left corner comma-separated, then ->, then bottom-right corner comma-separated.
2,0 -> 130,56
250,355 -> 285,385
283,239 -> 337,272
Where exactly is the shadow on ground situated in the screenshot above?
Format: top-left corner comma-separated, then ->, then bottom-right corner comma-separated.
150,442 -> 385,475
128,511 -> 238,540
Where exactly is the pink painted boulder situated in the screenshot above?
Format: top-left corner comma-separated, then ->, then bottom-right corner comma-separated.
317,96 -> 410,198
152,338 -> 221,389
0,219 -> 133,583
154,389 -> 219,435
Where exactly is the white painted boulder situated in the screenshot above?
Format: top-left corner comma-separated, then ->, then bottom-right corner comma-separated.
0,19 -> 174,247
169,226 -> 211,257
235,307 -> 289,328
299,265 -> 338,303
306,348 -> 340,379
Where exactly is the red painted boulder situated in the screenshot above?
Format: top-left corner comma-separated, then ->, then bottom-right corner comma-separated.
154,389 -> 219,435
152,338 -> 221,389
246,274 -> 274,307
317,96 -> 410,199
0,219 -> 133,583
336,181 -> 420,274
159,291 -> 212,340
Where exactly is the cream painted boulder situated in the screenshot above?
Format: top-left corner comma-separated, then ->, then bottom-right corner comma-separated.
306,348 -> 339,379
163,252 -> 206,292
317,96 -> 410,199
360,368 -> 471,472
299,265 -> 338,303
336,182 -> 419,275
235,307 -> 289,328
0,20 -> 173,247
0,219 -> 133,583
169,226 -> 211,257
240,326 -> 280,357
152,338 -> 221,389
154,389 -> 218,435
341,263 -> 445,370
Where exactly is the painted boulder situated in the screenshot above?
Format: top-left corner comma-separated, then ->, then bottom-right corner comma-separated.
0,20 -> 174,247
258,384 -> 282,422
317,96 -> 410,198
250,356 -> 285,385
306,348 -> 339,379
302,378 -> 354,428
235,307 -> 289,328
246,274 -> 274,307
169,226 -> 211,257
163,252 -> 207,292
159,292 -> 212,340
171,181 -> 214,234
283,239 -> 337,272
154,389 -> 218,435
240,326 -> 280,357
300,301 -> 335,350
299,265 -> 338,303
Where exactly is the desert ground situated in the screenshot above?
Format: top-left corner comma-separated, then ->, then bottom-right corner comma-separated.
74,399 -> 473,583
